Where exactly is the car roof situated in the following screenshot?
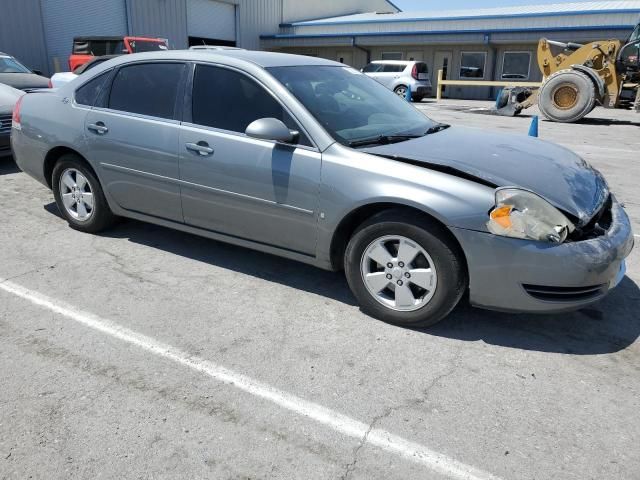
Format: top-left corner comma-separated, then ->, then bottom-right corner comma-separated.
97,49 -> 344,69
369,60 -> 414,65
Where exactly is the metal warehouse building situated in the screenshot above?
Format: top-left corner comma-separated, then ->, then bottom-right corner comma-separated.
0,0 -> 398,75
263,1 -> 640,99
1,0 -> 639,100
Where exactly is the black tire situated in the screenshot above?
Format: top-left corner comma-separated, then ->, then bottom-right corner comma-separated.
344,210 -> 467,328
52,154 -> 117,233
538,69 -> 596,123
394,85 -> 409,99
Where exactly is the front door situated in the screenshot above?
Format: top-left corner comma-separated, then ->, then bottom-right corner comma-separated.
179,64 -> 321,256
433,51 -> 452,96
85,62 -> 186,222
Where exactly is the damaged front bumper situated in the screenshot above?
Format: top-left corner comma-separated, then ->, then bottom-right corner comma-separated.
451,197 -> 634,313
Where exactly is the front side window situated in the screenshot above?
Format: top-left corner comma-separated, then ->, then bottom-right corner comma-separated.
0,56 -> 30,74
460,52 -> 486,79
268,65 -> 436,146
75,71 -> 111,106
191,64 -> 311,146
108,63 -> 185,120
501,52 -> 531,80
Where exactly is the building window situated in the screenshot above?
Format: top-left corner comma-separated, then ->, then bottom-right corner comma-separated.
459,52 -> 486,79
501,52 -> 531,80
381,52 -> 403,60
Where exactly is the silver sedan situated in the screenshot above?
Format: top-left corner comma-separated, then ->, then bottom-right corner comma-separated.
11,50 -> 634,327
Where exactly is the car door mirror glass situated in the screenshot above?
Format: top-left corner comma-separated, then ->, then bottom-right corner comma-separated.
245,118 -> 298,144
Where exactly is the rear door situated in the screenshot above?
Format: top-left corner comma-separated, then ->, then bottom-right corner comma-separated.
380,63 -> 404,88
84,61 -> 187,222
178,63 -> 321,255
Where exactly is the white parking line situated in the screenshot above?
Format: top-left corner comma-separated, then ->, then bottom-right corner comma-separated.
0,279 -> 502,480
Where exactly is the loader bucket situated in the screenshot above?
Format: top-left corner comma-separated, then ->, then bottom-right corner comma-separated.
494,86 -> 536,116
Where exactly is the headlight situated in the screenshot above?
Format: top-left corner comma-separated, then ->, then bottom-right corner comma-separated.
487,188 -> 575,243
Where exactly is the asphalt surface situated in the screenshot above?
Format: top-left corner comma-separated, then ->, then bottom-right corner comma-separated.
1,101 -> 639,480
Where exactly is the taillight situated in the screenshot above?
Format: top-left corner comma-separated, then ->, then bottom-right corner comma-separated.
12,95 -> 24,125
48,78 -> 53,88
411,64 -> 418,80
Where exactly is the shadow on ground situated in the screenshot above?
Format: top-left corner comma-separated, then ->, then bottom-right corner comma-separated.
44,202 -> 640,356
0,157 -> 20,175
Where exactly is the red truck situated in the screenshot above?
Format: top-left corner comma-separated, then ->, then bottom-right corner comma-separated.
69,36 -> 169,71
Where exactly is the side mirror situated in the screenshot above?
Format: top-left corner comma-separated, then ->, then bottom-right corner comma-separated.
245,118 -> 299,144
32,69 -> 43,76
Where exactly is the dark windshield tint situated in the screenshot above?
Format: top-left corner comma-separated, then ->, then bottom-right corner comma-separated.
416,62 -> 428,73
191,64 -> 311,146
108,63 -> 184,119
74,40 -> 125,56
0,56 -> 30,74
75,71 -> 110,106
267,65 -> 435,146
128,40 -> 168,52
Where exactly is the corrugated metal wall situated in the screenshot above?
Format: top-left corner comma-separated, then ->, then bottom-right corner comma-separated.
0,0 -> 49,74
126,0 -> 189,49
41,0 -> 127,73
187,0 -> 236,42
237,0 -> 282,50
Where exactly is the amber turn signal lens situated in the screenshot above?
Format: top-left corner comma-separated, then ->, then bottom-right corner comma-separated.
490,205 -> 513,228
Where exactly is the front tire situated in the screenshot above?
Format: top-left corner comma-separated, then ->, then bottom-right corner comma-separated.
52,154 -> 117,233
344,210 -> 467,328
538,69 -> 596,123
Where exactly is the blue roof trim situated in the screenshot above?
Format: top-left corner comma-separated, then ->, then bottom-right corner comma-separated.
288,8 -> 640,27
261,24 -> 634,40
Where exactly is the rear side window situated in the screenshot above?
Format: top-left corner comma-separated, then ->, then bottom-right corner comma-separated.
382,64 -> 405,73
73,39 -> 125,56
191,65 -> 311,146
362,63 -> 383,73
75,71 -> 110,107
108,63 -> 185,120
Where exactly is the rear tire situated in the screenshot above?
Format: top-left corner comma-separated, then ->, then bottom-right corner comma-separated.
394,85 -> 409,99
344,210 -> 467,328
538,69 -> 596,123
52,154 -> 117,233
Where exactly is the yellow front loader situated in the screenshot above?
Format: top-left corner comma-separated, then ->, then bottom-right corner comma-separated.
496,21 -> 640,122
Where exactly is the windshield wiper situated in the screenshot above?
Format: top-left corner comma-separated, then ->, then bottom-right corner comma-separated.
425,123 -> 451,135
348,134 -> 423,148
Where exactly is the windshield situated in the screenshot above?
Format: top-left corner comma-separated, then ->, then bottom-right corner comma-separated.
128,39 -> 168,53
267,65 -> 435,146
630,23 -> 640,43
0,56 -> 30,74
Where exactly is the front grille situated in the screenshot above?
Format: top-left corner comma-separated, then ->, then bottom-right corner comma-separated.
567,194 -> 612,242
523,284 -> 607,302
0,114 -> 12,135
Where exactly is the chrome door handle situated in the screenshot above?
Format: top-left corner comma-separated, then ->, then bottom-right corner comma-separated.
88,122 -> 108,134
185,142 -> 214,156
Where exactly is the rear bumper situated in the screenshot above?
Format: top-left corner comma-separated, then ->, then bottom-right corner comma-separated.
451,198 -> 634,313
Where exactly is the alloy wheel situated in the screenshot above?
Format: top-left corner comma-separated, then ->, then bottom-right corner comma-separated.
360,235 -> 438,311
59,168 -> 94,221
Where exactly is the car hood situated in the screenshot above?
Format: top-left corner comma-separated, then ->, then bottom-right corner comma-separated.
362,126 -> 608,225
0,73 -> 49,90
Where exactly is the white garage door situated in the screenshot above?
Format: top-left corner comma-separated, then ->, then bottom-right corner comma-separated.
41,0 -> 127,72
187,0 -> 236,42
